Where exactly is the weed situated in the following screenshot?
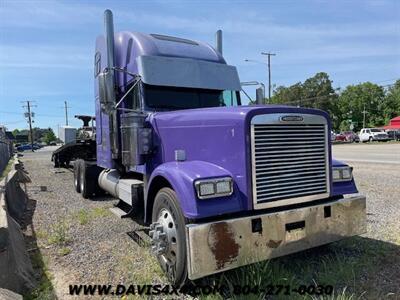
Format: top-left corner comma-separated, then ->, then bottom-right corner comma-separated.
74,207 -> 109,225
58,247 -> 71,256
47,221 -> 70,246
92,206 -> 109,218
0,159 -> 13,180
35,229 -> 48,239
25,250 -> 56,300
76,209 -> 90,225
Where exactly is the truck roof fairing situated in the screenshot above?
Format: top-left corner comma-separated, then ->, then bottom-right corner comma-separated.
137,55 -> 241,91
95,31 -> 228,90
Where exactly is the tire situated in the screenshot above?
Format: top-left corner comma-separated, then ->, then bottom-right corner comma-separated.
80,161 -> 101,199
54,155 -> 60,168
80,161 -> 92,199
151,188 -> 188,287
73,160 -> 82,193
369,137 -> 373,142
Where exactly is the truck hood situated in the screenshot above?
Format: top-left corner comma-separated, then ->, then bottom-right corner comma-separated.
149,105 -> 331,214
150,105 -> 330,130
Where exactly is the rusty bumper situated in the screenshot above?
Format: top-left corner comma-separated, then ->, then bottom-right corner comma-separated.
185,194 -> 366,280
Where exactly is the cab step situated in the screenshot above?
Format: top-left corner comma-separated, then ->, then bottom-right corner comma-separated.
109,200 -> 135,218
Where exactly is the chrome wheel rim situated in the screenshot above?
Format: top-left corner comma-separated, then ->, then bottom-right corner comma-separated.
150,208 -> 178,277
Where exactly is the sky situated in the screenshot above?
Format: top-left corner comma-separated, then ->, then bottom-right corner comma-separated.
0,0 -> 399,132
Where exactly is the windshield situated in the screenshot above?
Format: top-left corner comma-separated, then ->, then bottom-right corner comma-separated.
143,84 -> 241,110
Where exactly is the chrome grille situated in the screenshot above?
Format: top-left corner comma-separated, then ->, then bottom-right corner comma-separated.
251,114 -> 329,209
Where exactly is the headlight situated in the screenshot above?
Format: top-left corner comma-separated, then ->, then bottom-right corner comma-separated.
195,177 -> 233,199
332,166 -> 353,182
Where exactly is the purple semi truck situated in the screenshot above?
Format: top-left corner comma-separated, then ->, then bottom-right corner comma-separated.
72,10 -> 366,286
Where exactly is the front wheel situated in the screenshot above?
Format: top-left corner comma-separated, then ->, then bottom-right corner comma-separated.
150,188 -> 188,287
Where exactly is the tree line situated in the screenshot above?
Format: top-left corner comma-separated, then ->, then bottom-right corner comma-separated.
12,127 -> 57,144
268,72 -> 400,132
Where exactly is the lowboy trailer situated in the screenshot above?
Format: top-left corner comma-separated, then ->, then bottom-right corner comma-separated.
72,9 -> 366,286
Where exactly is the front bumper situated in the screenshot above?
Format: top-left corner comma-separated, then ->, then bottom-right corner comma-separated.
185,194 -> 366,280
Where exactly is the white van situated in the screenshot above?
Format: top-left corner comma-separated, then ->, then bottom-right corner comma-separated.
359,128 -> 389,142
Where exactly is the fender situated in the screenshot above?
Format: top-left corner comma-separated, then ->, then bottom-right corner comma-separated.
332,158 -> 358,196
146,160 -> 246,220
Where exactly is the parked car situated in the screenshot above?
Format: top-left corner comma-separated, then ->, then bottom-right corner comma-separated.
359,128 -> 389,142
386,129 -> 400,141
16,143 -> 40,151
342,131 -> 360,143
334,133 -> 347,142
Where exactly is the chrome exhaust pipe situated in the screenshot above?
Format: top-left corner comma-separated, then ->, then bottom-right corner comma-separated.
104,9 -> 119,158
215,30 -> 222,55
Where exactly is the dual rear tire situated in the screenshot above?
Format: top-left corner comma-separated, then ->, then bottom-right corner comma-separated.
73,159 -> 102,198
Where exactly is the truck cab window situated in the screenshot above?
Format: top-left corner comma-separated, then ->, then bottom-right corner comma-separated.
221,90 -> 238,106
143,84 -> 241,111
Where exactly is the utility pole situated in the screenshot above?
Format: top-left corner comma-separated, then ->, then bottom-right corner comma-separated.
64,101 -> 69,126
261,52 -> 276,101
362,103 -> 367,128
22,101 -> 36,152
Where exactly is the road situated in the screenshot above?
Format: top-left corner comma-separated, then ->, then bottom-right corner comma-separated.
333,142 -> 400,164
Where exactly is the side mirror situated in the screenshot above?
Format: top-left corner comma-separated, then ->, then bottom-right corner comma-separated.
256,87 -> 264,105
98,70 -> 115,114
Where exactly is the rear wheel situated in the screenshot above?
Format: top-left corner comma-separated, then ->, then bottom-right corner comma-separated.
79,161 -> 102,199
150,188 -> 188,287
54,155 -> 60,168
73,160 -> 82,193
80,161 -> 93,199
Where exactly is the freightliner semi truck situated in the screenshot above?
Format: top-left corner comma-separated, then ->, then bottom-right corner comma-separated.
72,10 -> 366,286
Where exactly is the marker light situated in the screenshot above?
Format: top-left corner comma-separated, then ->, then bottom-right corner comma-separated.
333,166 -> 353,182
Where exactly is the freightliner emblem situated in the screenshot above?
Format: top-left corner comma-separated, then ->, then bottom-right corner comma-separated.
280,115 -> 304,122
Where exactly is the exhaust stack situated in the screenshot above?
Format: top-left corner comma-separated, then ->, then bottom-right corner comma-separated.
104,9 -> 119,158
104,9 -> 115,82
215,30 -> 223,55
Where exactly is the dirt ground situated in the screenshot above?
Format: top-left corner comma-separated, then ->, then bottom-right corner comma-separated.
20,143 -> 400,299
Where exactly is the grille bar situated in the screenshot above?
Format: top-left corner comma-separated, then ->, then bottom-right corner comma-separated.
251,114 -> 329,209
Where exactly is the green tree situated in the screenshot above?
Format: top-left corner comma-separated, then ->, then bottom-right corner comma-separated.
382,80 -> 400,123
337,82 -> 385,131
270,72 -> 340,129
43,128 -> 56,145
12,129 -> 20,137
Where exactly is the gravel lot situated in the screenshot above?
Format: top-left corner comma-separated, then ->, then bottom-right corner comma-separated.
21,147 -> 166,299
20,143 -> 400,299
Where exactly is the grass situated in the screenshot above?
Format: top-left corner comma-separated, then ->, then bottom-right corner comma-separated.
197,236 -> 399,299
47,220 -> 70,246
24,251 -> 56,300
57,247 -> 71,256
76,209 -> 90,225
74,207 -> 110,225
0,159 -> 14,181
117,245 -> 165,285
